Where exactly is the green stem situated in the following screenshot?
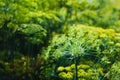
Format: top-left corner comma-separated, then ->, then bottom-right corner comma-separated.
75,56 -> 78,80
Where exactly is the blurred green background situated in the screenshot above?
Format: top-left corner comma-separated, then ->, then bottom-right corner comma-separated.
0,0 -> 120,80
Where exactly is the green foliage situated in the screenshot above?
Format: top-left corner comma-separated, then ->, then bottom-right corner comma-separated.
0,0 -> 63,54
0,0 -> 120,80
0,51 -> 45,80
44,24 -> 120,61
18,24 -> 46,45
108,61 -> 120,80
43,24 -> 120,79
51,0 -> 120,30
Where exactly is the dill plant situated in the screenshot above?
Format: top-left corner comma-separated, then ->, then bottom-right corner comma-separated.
42,24 -> 120,80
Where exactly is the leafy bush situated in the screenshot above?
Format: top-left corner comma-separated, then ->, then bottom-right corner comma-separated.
0,0 -> 63,55
43,24 -> 120,79
107,61 -> 120,80
44,24 -> 120,61
0,53 -> 44,80
0,0 -> 120,80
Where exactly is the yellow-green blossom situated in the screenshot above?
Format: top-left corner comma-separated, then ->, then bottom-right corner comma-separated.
100,34 -> 107,38
66,72 -> 73,79
57,66 -> 65,72
78,69 -> 87,77
116,43 -> 120,47
65,66 -> 71,71
71,64 -> 75,69
108,41 -> 114,45
78,64 -> 90,69
58,72 -> 67,79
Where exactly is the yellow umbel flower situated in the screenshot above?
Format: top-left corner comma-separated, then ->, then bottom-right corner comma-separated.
57,66 -> 65,72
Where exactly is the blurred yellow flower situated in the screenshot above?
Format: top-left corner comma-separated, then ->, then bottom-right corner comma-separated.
100,34 -> 107,38
58,72 -> 67,79
78,78 -> 85,80
65,66 -> 71,71
87,69 -> 94,73
78,69 -> 87,77
115,43 -> 120,47
71,64 -> 75,69
57,66 -> 65,72
115,37 -> 120,40
78,64 -> 90,69
66,72 -> 73,79
108,41 -> 114,45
